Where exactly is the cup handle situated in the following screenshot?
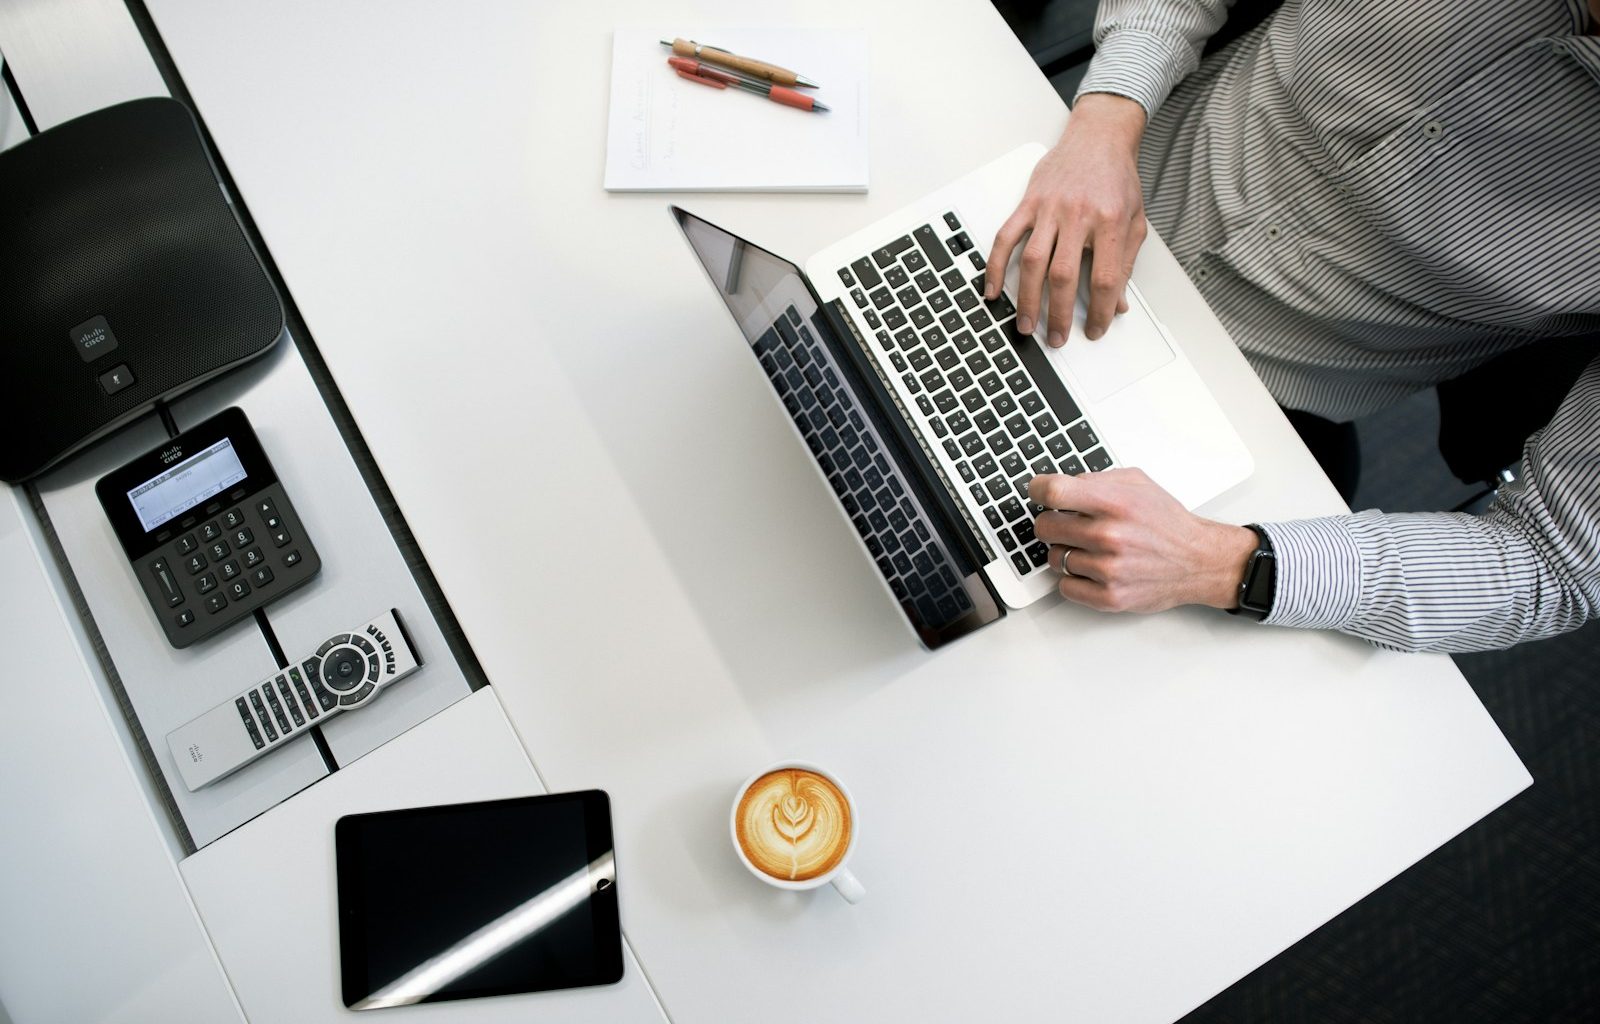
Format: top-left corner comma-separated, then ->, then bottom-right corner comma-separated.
830,867 -> 865,904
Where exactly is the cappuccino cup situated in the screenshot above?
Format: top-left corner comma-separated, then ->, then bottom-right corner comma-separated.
729,761 -> 864,904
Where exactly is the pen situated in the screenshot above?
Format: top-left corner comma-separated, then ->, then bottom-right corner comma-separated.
661,38 -> 820,89
668,58 -> 830,113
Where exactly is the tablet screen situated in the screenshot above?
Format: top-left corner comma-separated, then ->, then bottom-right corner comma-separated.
336,790 -> 622,1009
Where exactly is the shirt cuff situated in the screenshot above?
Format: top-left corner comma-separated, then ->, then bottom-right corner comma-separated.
1073,28 -> 1199,118
1257,518 -> 1364,631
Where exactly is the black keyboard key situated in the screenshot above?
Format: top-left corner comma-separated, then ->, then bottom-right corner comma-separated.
981,330 -> 1006,353
941,268 -> 966,291
985,291 -> 1017,320
1001,452 -> 1026,477
985,476 -> 1011,501
974,410 -> 999,434
1006,371 -> 1030,395
935,348 -> 960,370
1005,414 -> 1030,438
885,265 -> 909,288
953,330 -> 977,353
1047,434 -> 1074,459
933,390 -> 959,413
913,223 -> 954,271
876,329 -> 893,349
985,507 -> 1005,529
928,291 -> 952,313
959,433 -> 986,457
953,289 -> 979,312
851,288 -> 868,308
890,351 -> 908,372
943,211 -> 961,231
944,439 -> 962,460
999,497 -> 1025,522
895,328 -> 919,350
998,527 -> 1020,551
973,453 -> 997,478
919,369 -> 945,392
864,309 -> 881,328
883,307 -> 907,329
909,349 -> 932,371
902,373 -> 922,394
904,249 -> 927,272
1018,435 -> 1044,460
914,396 -> 934,417
914,270 -> 938,293
1067,420 -> 1100,451
1032,413 -> 1058,436
1019,393 -> 1045,417
947,368 -> 973,392
979,372 -> 1004,396
874,235 -> 914,267
939,310 -> 965,334
1011,551 -> 1032,576
970,482 -> 990,505
990,350 -> 1018,377
851,257 -> 882,290
948,232 -> 973,254
987,432 -> 1014,455
967,308 -> 993,332
1014,519 -> 1037,544
839,266 -> 857,287
1026,541 -> 1049,567
991,391 -> 1015,416
957,460 -> 975,482
910,306 -> 934,329
923,327 -> 948,349
946,410 -> 971,434
892,551 -> 914,576
930,414 -> 947,436
1084,447 -> 1114,472
906,573 -> 927,596
870,287 -> 893,309
969,250 -> 986,270
1031,457 -> 1055,476
1061,454 -> 1086,475
896,285 -> 919,308
961,389 -> 986,413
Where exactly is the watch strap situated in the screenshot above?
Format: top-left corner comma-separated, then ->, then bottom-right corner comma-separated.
1228,523 -> 1276,621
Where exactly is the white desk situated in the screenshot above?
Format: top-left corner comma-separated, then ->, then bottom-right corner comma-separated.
2,0 -> 1532,1020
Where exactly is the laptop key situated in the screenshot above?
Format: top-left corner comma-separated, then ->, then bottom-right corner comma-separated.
1084,448 -> 1114,472
896,285 -> 919,308
902,373 -> 922,394
948,232 -> 973,255
895,328 -> 919,350
969,250 -> 986,270
885,265 -> 909,288
957,461 -> 975,482
953,330 -> 977,353
839,267 -> 856,287
876,329 -> 893,349
1031,457 -> 1055,476
961,389 -> 987,413
959,433 -> 986,457
903,249 -> 927,272
909,349 -> 932,371
985,507 -> 1005,529
993,349 -> 1019,374
985,476 -> 1011,501
967,308 -> 993,332
917,396 -> 936,417
913,224 -> 954,271
851,288 -> 868,308
979,373 -> 1004,396
992,391 -> 1015,416
1066,421 -> 1099,451
1005,371 -> 1030,395
985,291 -> 1017,320
935,348 -> 960,370
943,211 -> 961,231
997,527 -> 1019,551
973,454 -> 997,478
910,307 -> 934,329
941,268 -> 967,291
987,432 -> 1014,455
933,390 -> 959,413
1060,454 -> 1085,475
1046,434 -> 1073,459
1026,541 -> 1049,567
947,368 -> 974,392
974,410 -> 999,434
923,327 -> 948,349
874,235 -> 914,267
999,497 -> 1025,522
919,369 -> 945,392
939,310 -> 965,333
883,308 -> 906,329
851,257 -> 881,290
1001,452 -> 1025,477
890,351 -> 907,372
870,287 -> 893,309
928,291 -> 952,313
1018,435 -> 1044,460
981,330 -> 1006,353
946,410 -> 971,434
1021,392 -> 1045,415
915,270 -> 938,293
1005,414 -> 1030,438
1011,552 -> 1032,576
953,289 -> 979,312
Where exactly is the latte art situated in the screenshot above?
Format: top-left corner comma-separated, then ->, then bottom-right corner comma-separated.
734,768 -> 852,881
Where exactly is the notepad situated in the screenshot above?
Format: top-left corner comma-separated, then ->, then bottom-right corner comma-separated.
604,29 -> 868,193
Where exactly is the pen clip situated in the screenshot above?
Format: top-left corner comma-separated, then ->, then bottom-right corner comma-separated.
667,57 -> 735,87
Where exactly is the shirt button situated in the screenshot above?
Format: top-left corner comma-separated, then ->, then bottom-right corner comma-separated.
1194,266 -> 1210,281
1423,120 -> 1444,141
1265,225 -> 1282,240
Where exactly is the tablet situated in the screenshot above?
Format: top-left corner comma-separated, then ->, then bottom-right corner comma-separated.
335,790 -> 623,1010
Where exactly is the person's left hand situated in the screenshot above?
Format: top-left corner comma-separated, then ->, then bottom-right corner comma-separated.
1029,469 -> 1258,613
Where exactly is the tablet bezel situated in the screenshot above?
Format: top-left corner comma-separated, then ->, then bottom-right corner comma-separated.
335,789 -> 622,1009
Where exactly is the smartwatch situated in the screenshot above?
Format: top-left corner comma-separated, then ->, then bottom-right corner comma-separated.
1228,524 -> 1276,621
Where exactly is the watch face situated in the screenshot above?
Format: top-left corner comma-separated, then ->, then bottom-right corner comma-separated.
1241,549 -> 1276,616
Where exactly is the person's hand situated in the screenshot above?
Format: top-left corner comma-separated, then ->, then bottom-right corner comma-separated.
1029,469 -> 1258,613
984,93 -> 1149,346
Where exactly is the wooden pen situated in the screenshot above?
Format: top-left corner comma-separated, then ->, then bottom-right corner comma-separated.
660,38 -> 820,88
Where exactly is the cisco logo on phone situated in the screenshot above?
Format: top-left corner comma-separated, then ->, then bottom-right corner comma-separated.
68,315 -> 120,363
160,446 -> 184,465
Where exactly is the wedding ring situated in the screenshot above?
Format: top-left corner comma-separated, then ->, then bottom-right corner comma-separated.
1061,546 -> 1079,578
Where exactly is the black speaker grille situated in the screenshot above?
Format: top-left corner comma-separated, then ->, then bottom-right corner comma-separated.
0,97 -> 283,482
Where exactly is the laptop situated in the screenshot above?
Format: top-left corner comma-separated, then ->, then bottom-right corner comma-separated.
672,143 -> 1252,648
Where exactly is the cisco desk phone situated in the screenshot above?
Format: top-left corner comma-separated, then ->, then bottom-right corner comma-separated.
97,407 -> 321,648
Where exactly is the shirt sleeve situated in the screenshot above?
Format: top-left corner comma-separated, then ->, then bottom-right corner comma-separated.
1259,357 -> 1600,653
1074,1 -> 1236,117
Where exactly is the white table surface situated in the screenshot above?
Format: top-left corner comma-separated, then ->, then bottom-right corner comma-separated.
58,0 -> 1536,1020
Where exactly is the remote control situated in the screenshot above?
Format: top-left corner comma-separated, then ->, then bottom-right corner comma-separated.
167,610 -> 422,791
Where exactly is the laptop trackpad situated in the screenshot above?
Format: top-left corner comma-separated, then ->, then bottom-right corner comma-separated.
1044,296 -> 1176,403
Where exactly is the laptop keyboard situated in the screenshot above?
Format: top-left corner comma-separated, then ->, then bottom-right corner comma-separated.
837,210 -> 1114,579
754,306 -> 976,628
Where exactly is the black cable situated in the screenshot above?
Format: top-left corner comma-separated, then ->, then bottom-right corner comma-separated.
1,58 -> 40,136
153,397 -> 180,438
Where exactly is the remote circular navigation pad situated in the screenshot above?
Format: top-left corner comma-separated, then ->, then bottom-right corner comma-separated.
322,647 -> 368,691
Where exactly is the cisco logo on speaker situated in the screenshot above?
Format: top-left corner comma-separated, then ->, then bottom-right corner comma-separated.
68,314 -> 120,363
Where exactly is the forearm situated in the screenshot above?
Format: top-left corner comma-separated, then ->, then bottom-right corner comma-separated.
1075,0 -> 1235,118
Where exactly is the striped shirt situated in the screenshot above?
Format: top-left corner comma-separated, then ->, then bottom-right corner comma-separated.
1076,0 -> 1600,651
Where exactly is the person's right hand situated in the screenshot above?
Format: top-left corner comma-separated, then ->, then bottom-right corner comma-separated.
984,93 -> 1149,346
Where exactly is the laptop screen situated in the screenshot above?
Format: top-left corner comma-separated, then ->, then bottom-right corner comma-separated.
671,207 -> 1002,647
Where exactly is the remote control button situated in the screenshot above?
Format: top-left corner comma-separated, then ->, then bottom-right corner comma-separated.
226,578 -> 251,601
352,636 -> 376,657
207,540 -> 231,561
338,681 -> 377,707
263,683 -> 291,735
204,593 -> 228,615
231,527 -> 254,548
303,659 -> 338,712
149,558 -> 184,608
256,498 -> 276,518
289,668 -> 320,720
174,534 -> 198,555
284,549 -> 302,568
222,508 -> 246,529
367,657 -> 381,684
196,573 -> 218,595
275,676 -> 304,727
243,547 -> 264,568
322,647 -> 367,692
184,553 -> 207,575
199,522 -> 222,543
175,608 -> 195,628
250,690 -> 277,741
220,560 -> 241,581
251,566 -> 274,587
236,698 -> 264,750
315,634 -> 351,658
271,526 -> 292,548
265,513 -> 283,531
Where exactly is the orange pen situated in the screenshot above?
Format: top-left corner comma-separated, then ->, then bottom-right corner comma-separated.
668,58 -> 830,113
